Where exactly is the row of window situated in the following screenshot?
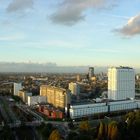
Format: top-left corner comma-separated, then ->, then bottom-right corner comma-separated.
72,107 -> 108,116
71,103 -> 137,117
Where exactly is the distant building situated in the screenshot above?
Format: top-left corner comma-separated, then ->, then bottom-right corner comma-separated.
18,90 -> 32,102
76,74 -> 81,82
90,76 -> 96,82
28,96 -> 46,106
40,85 -> 71,109
13,83 -> 22,96
108,66 -> 135,100
136,74 -> 140,80
30,76 -> 48,81
68,82 -> 80,95
88,67 -> 94,78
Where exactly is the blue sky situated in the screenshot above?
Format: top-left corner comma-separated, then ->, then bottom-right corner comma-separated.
0,0 -> 140,67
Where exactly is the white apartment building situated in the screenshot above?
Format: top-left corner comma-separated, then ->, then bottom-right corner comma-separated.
108,67 -> 135,100
13,83 -> 22,96
69,82 -> 80,95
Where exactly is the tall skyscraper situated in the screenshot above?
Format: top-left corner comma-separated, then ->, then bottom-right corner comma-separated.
108,67 -> 135,100
88,67 -> 94,78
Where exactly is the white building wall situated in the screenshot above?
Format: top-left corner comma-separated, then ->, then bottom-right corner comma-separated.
70,103 -> 108,119
69,100 -> 138,119
109,100 -> 137,112
135,100 -> 140,108
28,96 -> 46,106
25,92 -> 32,102
14,83 -> 22,96
108,67 -> 135,100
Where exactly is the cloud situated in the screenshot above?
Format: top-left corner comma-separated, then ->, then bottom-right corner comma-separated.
0,34 -> 25,41
115,14 -> 140,36
102,13 -> 129,20
6,0 -> 34,13
50,0 -> 116,26
0,62 -> 89,73
45,40 -> 86,48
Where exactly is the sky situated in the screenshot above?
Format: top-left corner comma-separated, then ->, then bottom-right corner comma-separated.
0,0 -> 140,67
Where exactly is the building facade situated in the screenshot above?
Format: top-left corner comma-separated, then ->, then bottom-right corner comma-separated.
88,67 -> 94,78
69,100 -> 138,119
13,83 -> 22,96
40,85 -> 71,109
18,90 -> 32,102
108,67 -> 135,100
28,96 -> 46,106
76,74 -> 81,82
69,103 -> 108,119
68,82 -> 80,95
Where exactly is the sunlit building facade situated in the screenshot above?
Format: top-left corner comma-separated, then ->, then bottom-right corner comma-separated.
108,67 -> 135,100
40,85 -> 71,109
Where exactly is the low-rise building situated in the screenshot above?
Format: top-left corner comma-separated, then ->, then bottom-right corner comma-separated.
108,100 -> 137,112
69,100 -> 138,119
38,105 -> 64,119
28,96 -> 46,106
69,102 -> 108,119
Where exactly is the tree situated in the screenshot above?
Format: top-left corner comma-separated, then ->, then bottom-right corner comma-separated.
110,125 -> 118,140
72,135 -> 92,140
133,119 -> 140,137
108,121 -> 118,140
97,121 -> 104,140
0,125 -> 14,140
79,120 -> 90,131
38,123 -> 55,140
117,121 -> 127,140
66,131 -> 78,140
48,129 -> 61,140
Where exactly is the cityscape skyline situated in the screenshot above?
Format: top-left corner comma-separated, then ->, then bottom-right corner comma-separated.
0,0 -> 140,67
1,62 -> 140,73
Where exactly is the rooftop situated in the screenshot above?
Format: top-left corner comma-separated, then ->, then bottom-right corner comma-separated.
110,66 -> 133,69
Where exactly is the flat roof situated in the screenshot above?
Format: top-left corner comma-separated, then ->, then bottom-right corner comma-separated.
71,98 -> 134,106
110,66 -> 133,69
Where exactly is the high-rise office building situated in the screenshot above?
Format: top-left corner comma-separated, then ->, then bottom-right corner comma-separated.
88,67 -> 94,78
69,82 -> 80,95
108,67 -> 135,100
13,83 -> 22,96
